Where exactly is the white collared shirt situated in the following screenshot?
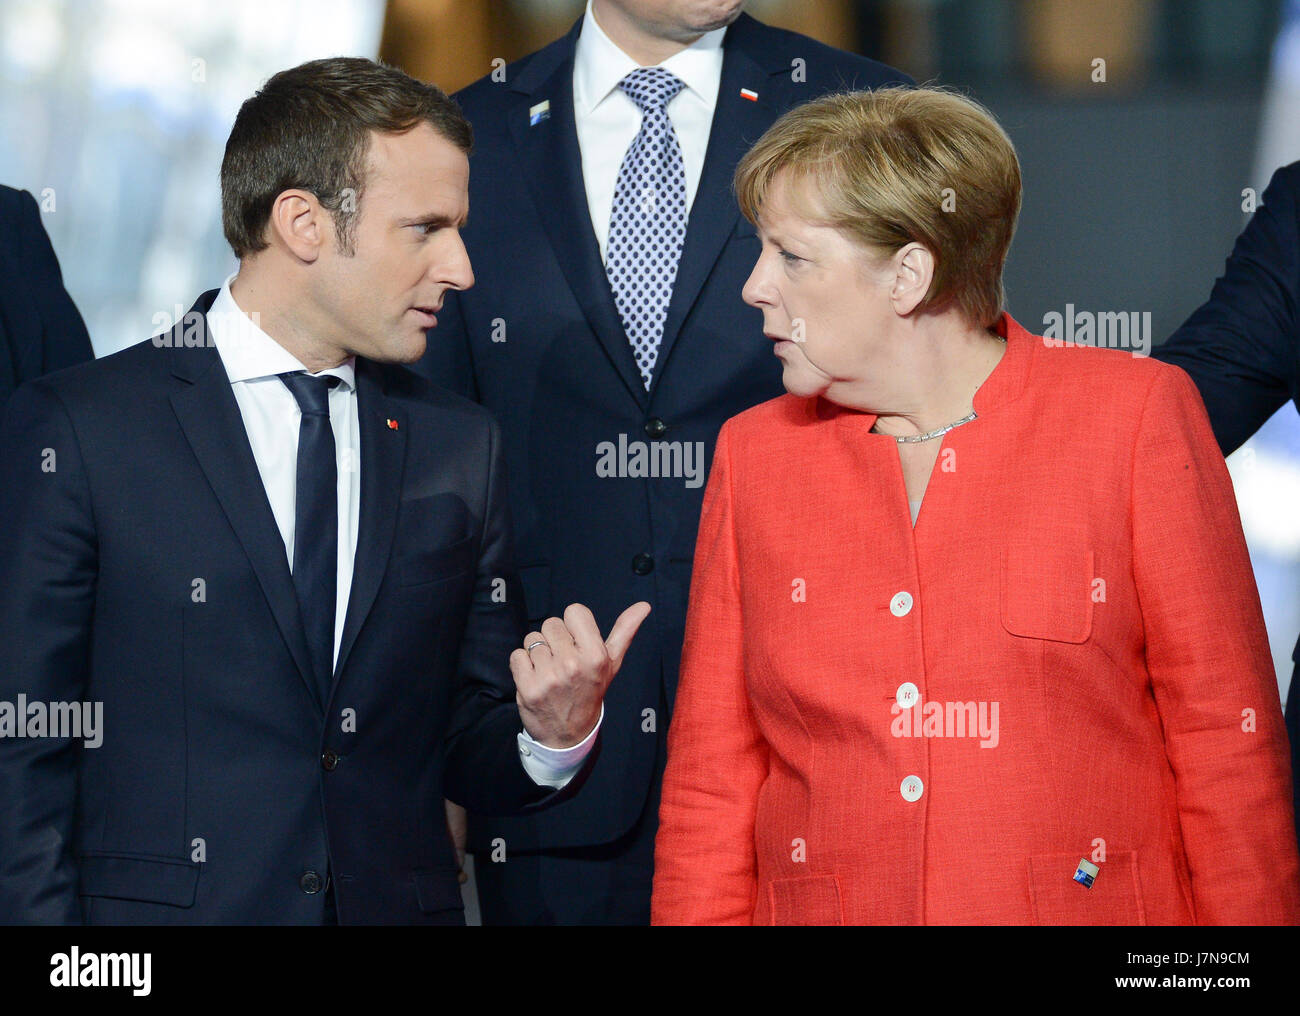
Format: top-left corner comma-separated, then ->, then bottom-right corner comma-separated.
207,274 -> 595,784
208,274 -> 359,670
573,0 -> 727,261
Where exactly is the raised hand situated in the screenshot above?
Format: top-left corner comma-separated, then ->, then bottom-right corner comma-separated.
510,601 -> 651,748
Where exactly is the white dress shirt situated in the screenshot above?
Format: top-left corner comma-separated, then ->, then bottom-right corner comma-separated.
574,0 -> 727,261
207,275 -> 595,786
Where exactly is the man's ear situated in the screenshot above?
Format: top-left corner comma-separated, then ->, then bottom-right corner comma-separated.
890,243 -> 934,316
267,189 -> 328,263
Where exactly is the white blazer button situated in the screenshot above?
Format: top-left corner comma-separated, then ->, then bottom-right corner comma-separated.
900,776 -> 924,802
890,591 -> 914,617
896,682 -> 919,708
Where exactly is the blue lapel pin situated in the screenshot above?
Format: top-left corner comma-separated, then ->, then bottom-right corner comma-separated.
529,100 -> 551,126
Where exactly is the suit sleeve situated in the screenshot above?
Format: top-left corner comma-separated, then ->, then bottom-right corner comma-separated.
442,415 -> 588,814
1153,164 -> 1300,455
652,422 -> 768,925
15,190 -> 95,378
0,380 -> 97,924
1131,363 -> 1300,924
414,288 -> 479,401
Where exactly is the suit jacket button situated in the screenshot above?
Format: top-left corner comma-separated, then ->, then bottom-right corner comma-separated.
300,870 -> 323,894
644,417 -> 668,439
632,553 -> 654,575
321,750 -> 340,771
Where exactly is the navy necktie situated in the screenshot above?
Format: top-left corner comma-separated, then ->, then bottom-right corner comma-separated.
280,371 -> 340,703
605,66 -> 689,389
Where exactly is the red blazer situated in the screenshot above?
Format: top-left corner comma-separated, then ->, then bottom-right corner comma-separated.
651,314 -> 1300,925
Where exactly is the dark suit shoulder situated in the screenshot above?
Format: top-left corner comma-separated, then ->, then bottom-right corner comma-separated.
1266,159 -> 1300,195
0,184 -> 37,225
732,14 -> 914,89
369,359 -> 499,430
454,30 -> 572,113
21,335 -> 169,406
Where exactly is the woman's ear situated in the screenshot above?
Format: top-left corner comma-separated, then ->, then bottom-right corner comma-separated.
890,243 -> 934,316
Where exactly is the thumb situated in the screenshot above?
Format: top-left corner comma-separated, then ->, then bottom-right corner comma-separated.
604,600 -> 651,673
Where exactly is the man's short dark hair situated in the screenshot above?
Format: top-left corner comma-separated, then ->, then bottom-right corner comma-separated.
220,56 -> 472,259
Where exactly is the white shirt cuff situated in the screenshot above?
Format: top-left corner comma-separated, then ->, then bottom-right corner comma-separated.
517,704 -> 604,788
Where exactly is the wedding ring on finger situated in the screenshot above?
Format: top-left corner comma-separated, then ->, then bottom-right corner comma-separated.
525,640 -> 549,653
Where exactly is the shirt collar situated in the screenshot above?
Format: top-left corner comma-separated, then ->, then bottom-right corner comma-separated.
208,273 -> 355,391
573,0 -> 727,117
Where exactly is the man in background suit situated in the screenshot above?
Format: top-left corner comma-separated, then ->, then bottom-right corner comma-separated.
416,0 -> 911,924
0,57 -> 646,924
0,185 -> 94,407
1153,160 -> 1300,854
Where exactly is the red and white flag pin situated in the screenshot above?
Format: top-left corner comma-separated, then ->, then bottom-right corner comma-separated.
740,88 -> 759,101
386,418 -> 399,431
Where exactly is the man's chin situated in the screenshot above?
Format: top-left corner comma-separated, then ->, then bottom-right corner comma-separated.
692,0 -> 745,32
395,333 -> 428,364
352,332 -> 427,365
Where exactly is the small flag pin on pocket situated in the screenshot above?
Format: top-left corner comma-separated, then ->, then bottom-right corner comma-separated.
529,100 -> 550,126
387,418 -> 399,431
1073,859 -> 1099,888
740,88 -> 758,102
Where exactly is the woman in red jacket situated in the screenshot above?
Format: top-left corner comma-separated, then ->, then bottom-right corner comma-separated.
650,87 -> 1300,925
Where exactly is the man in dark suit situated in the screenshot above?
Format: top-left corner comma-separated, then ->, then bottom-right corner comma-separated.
0,57 -> 646,925
0,185 -> 95,407
1153,160 -> 1300,853
415,0 -> 911,924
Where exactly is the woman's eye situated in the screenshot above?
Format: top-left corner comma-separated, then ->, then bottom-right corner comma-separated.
779,250 -> 802,264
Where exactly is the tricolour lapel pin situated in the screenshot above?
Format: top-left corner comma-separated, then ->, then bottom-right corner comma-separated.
386,418 -> 399,431
529,100 -> 551,126
740,88 -> 759,102
1073,859 -> 1099,888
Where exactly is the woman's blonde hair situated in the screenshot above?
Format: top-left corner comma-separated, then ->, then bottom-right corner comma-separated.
735,86 -> 1022,328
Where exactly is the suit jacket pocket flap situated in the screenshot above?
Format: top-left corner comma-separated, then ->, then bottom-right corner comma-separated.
413,869 -> 464,913
767,874 -> 844,926
79,852 -> 200,908
1028,850 -> 1145,925
1000,547 -> 1094,643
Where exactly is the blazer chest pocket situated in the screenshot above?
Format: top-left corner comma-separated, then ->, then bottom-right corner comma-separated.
1000,547 -> 1094,644
399,535 -> 476,587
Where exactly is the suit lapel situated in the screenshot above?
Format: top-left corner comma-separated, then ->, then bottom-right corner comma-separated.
167,301 -> 322,714
333,359 -> 405,684
507,20 -> 649,409
651,31 -> 776,398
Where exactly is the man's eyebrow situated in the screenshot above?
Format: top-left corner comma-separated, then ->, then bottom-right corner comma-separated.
396,212 -> 468,229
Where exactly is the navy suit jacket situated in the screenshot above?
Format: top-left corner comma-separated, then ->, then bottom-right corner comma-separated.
0,290 -> 578,924
1153,161 -> 1300,848
0,186 -> 94,406
415,14 -> 911,851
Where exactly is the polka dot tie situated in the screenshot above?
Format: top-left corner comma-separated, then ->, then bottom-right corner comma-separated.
605,67 -> 688,389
